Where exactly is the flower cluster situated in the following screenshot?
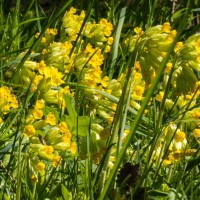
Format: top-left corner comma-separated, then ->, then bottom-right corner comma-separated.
22,99 -> 77,182
0,86 -> 18,123
3,6 -> 200,192
2,7 -> 114,183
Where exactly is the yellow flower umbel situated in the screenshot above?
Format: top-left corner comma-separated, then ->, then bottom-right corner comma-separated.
12,59 -> 38,88
162,124 -> 189,165
83,18 -> 113,49
44,41 -> 72,72
173,34 -> 200,95
124,22 -> 176,88
72,44 -> 104,88
62,7 -> 85,41
0,86 -> 18,121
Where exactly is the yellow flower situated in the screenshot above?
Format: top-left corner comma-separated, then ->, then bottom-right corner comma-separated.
107,37 -> 114,45
104,45 -> 111,52
35,162 -> 45,172
163,159 -> 172,165
155,91 -> 164,102
164,62 -> 172,73
101,76 -> 109,87
57,122 -> 70,133
52,155 -> 62,167
23,125 -> 35,137
39,145 -> 54,160
134,85 -> 144,97
41,37 -> 46,43
35,32 -> 40,38
62,133 -> 71,144
134,27 -> 143,36
195,38 -> 200,53
193,129 -> 200,138
45,28 -> 58,36
35,99 -> 45,109
192,110 -> 200,118
30,174 -> 38,183
162,22 -> 171,33
69,7 -> 76,14
69,142 -> 77,155
37,60 -> 46,74
30,75 -> 43,92
32,108 -> 43,119
174,131 -> 186,142
43,67 -> 64,86
45,112 -> 56,125
174,41 -> 183,53
107,116 -> 113,125
99,18 -> 113,37
0,86 -> 18,113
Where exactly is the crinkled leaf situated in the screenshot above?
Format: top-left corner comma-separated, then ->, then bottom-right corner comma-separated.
65,116 -> 90,137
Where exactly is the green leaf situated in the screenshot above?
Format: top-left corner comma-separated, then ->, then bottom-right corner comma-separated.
186,156 -> 200,172
148,190 -> 168,197
61,184 -> 72,200
63,94 -> 90,136
65,116 -> 90,137
47,184 -> 72,200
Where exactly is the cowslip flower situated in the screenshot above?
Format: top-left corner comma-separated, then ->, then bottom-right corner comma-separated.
193,129 -> 200,138
52,155 -> 62,167
0,86 -> 18,113
35,162 -> 45,172
23,125 -> 35,137
45,112 -> 56,125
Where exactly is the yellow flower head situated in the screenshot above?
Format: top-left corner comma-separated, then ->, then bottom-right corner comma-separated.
192,110 -> 200,118
45,112 -> 56,125
23,125 -> 35,137
35,99 -> 45,109
195,38 -> 200,53
32,108 -> 43,119
0,86 -> 18,113
174,131 -> 186,142
69,7 -> 76,14
134,27 -> 143,36
134,85 -> 144,97
35,162 -> 45,172
174,41 -> 183,53
155,91 -> 164,102
107,37 -> 114,45
162,22 -> 171,33
40,145 -> 54,160
164,62 -> 172,73
99,18 -> 113,37
69,142 -> 77,155
45,28 -> 58,36
57,122 -> 71,134
101,76 -> 109,87
193,129 -> 200,138
52,155 -> 62,167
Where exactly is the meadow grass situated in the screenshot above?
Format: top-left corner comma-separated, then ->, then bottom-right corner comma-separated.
1,0 -> 200,199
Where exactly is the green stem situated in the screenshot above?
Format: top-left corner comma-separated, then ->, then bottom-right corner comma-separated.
109,7 -> 126,80
16,136 -> 22,200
